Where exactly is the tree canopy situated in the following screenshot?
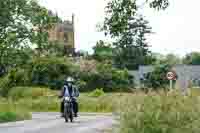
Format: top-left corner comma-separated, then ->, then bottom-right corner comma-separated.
103,0 -> 157,70
0,0 -> 59,73
183,52 -> 200,65
92,40 -> 113,62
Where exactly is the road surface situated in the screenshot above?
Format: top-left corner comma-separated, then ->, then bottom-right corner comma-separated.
0,112 -> 115,133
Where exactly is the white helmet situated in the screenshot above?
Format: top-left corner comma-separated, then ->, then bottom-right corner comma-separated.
66,77 -> 74,83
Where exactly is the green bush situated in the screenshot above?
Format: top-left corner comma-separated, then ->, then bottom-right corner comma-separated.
88,88 -> 105,97
142,64 -> 176,90
0,67 -> 32,97
0,111 -> 31,123
30,57 -> 77,89
0,112 -> 18,123
0,57 -> 78,94
78,62 -> 134,92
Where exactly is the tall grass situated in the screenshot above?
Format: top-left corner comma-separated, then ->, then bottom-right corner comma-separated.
118,89 -> 200,133
0,98 -> 31,123
2,87 -> 116,113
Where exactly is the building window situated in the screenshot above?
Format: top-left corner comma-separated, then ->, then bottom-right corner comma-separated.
64,32 -> 68,43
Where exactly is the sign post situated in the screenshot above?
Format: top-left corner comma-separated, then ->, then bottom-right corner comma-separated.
170,79 -> 173,90
166,71 -> 176,91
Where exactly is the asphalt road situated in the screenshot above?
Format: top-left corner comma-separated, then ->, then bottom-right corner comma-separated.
0,112 -> 115,133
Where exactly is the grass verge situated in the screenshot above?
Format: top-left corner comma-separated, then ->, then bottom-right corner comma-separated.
118,89 -> 200,133
0,98 -> 31,123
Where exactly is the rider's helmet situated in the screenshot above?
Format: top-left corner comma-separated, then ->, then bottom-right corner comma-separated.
65,77 -> 75,84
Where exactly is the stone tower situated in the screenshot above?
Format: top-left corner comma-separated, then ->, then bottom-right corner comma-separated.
48,14 -> 75,56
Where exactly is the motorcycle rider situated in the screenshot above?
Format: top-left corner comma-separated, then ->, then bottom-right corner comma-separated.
59,77 -> 79,117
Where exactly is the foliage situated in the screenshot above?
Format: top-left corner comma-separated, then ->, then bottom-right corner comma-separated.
88,88 -> 105,97
29,57 -> 77,89
142,64 -> 174,89
183,52 -> 200,65
92,40 -> 113,62
119,90 -> 200,133
102,0 -> 170,70
77,62 -> 133,92
30,3 -> 59,56
0,0 -> 59,74
0,56 -> 78,96
45,41 -> 65,57
0,67 -> 32,97
0,99 -> 31,123
103,0 -> 154,70
0,112 -> 31,123
153,53 -> 182,65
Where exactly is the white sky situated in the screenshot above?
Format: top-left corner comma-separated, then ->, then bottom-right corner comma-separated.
40,0 -> 200,56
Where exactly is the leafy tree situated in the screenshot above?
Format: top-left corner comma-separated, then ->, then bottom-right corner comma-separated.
30,2 -> 59,56
183,52 -> 200,65
0,0 -> 59,74
92,40 -> 113,62
0,0 -> 33,68
102,0 -> 170,70
164,54 -> 182,65
104,4 -> 154,69
153,53 -> 182,65
147,0 -> 169,10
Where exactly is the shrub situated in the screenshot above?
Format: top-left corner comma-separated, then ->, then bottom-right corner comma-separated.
77,62 -> 134,92
142,64 -> 176,90
30,57 -> 77,89
0,112 -> 18,123
88,88 -> 105,97
0,67 -> 32,97
0,57 -> 78,93
0,111 -> 31,123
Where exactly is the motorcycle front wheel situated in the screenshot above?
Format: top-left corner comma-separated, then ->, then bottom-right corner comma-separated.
64,107 -> 69,123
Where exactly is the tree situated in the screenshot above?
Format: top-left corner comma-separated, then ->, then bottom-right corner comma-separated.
104,0 -> 154,69
164,54 -> 182,65
153,53 -> 182,65
0,0 -> 59,74
30,2 -> 59,56
103,0 -> 170,70
92,40 -> 113,62
0,0 -> 33,68
183,52 -> 200,65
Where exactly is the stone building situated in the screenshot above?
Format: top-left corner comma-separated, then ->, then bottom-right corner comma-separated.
48,14 -> 75,56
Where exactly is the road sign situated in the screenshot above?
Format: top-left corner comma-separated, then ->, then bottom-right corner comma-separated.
166,71 -> 176,80
166,71 -> 176,91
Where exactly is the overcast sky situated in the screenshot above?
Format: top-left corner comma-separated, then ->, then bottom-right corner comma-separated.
40,0 -> 200,56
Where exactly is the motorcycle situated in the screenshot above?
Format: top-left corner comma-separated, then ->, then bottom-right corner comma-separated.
63,96 -> 74,122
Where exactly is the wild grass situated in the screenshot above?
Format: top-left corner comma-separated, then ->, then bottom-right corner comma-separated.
118,89 -> 200,133
1,87 -> 117,115
0,98 -> 31,123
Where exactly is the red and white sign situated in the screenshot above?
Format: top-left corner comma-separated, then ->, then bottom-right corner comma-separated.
166,71 -> 176,80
